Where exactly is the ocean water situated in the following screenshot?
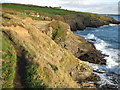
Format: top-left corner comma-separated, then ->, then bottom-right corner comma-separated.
74,15 -> 120,89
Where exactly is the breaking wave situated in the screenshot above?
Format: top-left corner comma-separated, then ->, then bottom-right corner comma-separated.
84,33 -> 119,75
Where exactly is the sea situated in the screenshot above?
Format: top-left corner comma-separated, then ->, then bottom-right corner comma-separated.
74,15 -> 120,89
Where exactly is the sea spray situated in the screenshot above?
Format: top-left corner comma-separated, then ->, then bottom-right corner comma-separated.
84,33 -> 119,74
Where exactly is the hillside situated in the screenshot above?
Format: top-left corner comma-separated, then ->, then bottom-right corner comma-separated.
1,3 -> 120,31
1,3 -> 117,88
1,12 -> 99,88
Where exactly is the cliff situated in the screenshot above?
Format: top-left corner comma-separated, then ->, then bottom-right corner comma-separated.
59,13 -> 120,31
1,3 -> 118,88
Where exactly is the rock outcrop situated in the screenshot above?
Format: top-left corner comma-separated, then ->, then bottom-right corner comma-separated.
35,20 -> 106,64
51,14 -> 120,31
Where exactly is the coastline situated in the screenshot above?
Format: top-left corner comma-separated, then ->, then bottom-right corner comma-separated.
74,18 -> 120,89
1,3 -> 120,89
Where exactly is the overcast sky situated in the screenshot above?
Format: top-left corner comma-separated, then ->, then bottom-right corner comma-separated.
1,0 -> 120,14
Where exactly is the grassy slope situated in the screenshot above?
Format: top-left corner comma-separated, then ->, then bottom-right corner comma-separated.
1,3 -> 115,21
1,12 -> 94,88
1,33 -> 16,88
1,3 -> 76,15
1,4 -> 77,22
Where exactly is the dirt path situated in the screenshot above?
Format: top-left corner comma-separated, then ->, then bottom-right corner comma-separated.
3,32 -> 27,88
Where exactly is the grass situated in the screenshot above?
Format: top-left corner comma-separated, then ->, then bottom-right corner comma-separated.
1,30 -> 45,88
24,64 -> 46,88
2,33 -> 16,88
2,4 -> 65,12
50,21 -> 67,43
28,15 -> 52,21
1,10 -> 95,88
1,3 -> 115,24
1,4 -> 71,15
1,3 -> 80,16
2,31 -> 46,88
1,27 -> 79,88
60,58 -> 64,62
48,63 -> 58,71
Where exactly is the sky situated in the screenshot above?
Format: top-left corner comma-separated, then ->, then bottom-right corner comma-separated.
1,0 -> 120,14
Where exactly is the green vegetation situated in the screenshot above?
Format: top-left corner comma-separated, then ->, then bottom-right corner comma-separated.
2,33 -> 16,88
29,15 -> 52,21
1,18 -> 81,88
50,21 -> 67,43
2,31 -> 46,88
24,64 -> 46,88
1,4 -> 74,15
2,4 -> 65,12
1,3 -> 100,17
60,58 -> 64,62
1,3 -> 115,25
48,63 -> 58,71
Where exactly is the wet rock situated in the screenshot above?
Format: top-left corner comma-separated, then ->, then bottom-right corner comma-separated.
86,73 -> 100,82
96,84 -> 118,90
94,72 -> 120,90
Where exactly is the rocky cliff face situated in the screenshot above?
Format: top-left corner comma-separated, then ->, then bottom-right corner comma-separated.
35,20 -> 106,64
51,13 -> 120,31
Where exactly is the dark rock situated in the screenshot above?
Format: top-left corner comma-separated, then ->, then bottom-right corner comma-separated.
78,50 -> 106,65
86,73 -> 100,82
55,14 -> 120,31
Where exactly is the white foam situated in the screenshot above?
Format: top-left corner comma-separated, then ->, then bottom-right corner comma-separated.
100,25 -> 109,28
86,62 -> 118,88
86,62 -> 106,73
94,72 -> 117,88
84,33 -> 119,74
109,24 -> 118,26
98,24 -> 119,29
